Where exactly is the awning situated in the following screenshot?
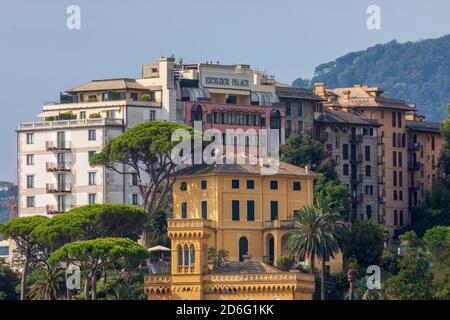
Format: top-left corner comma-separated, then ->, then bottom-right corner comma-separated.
181,87 -> 211,102
148,245 -> 171,252
37,111 -> 62,118
251,91 -> 280,106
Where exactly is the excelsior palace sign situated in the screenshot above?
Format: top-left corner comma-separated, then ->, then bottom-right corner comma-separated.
200,71 -> 252,90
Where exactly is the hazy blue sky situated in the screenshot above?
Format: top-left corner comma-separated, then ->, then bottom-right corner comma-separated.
0,0 -> 449,182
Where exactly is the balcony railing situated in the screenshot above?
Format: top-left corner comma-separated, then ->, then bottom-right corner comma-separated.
177,265 -> 196,274
408,161 -> 421,171
19,118 -> 124,131
46,162 -> 71,172
350,154 -> 363,164
46,141 -> 71,151
408,141 -> 421,151
46,204 -> 74,215
378,176 -> 385,184
167,218 -> 212,230
350,134 -> 363,144
46,183 -> 72,193
264,220 -> 295,229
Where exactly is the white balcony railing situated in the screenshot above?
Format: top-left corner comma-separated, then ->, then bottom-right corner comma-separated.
19,118 -> 124,130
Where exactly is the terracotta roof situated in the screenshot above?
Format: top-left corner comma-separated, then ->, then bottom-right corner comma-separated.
406,121 -> 441,134
276,86 -> 324,101
212,262 -> 281,274
174,159 -> 320,178
67,78 -> 149,93
315,108 -> 380,126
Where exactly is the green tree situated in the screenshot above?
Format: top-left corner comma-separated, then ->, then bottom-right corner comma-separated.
89,121 -> 195,246
286,198 -> 348,300
384,231 -> 433,300
147,210 -> 169,247
280,135 -> 325,170
28,268 -> 65,300
207,248 -> 229,269
423,226 -> 450,299
314,177 -> 353,222
344,220 -> 385,268
32,204 -> 147,248
0,259 -> 19,300
0,216 -> 49,300
48,238 -> 149,300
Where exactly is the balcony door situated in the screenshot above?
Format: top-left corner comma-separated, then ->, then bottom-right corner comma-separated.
238,237 -> 248,262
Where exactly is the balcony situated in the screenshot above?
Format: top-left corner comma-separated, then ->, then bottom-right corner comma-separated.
46,141 -> 71,151
264,220 -> 295,229
408,161 -> 421,171
409,181 -> 420,190
349,134 -> 363,144
378,196 -> 385,204
167,218 -> 212,230
46,162 -> 71,172
378,176 -> 385,184
19,118 -> 124,131
46,183 -> 72,194
377,136 -> 384,145
43,99 -> 161,111
46,204 -> 74,215
350,154 -> 363,165
408,141 -> 421,151
377,156 -> 384,165
351,174 -> 363,184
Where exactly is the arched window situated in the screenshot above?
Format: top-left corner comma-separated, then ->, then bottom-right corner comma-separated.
184,244 -> 190,266
177,244 -> 183,266
190,245 -> 195,265
402,133 -> 406,147
239,237 -> 249,262
191,104 -> 203,123
392,132 -> 396,147
397,134 -> 402,148
269,110 -> 281,129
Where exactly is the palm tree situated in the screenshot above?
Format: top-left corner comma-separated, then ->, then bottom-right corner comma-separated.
29,268 -> 65,300
286,196 -> 348,300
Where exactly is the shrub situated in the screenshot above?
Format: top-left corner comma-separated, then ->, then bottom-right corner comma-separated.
89,113 -> 101,119
276,256 -> 294,271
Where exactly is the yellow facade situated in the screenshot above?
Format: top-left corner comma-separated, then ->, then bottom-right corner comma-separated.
144,162 -> 323,300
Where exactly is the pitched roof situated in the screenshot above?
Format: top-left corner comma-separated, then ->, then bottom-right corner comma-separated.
276,86 -> 324,101
315,108 -> 381,126
406,121 -> 441,134
174,159 -> 320,178
66,78 -> 149,93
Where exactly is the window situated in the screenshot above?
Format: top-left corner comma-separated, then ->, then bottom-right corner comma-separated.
393,190 -> 398,201
366,205 -> 372,220
365,185 -> 373,195
399,171 -> 403,187
393,151 -> 397,167
88,172 -> 96,186
201,201 -> 208,219
393,171 -> 397,186
398,152 -> 403,167
26,154 -> 34,165
270,201 -> 278,220
201,180 -> 207,190
246,180 -> 254,189
399,191 -> 403,201
399,211 -> 404,226
149,110 -> 156,121
106,110 -> 116,119
88,193 -> 97,204
131,173 -> 138,186
232,200 -> 240,221
394,210 -> 398,226
365,146 -> 371,161
365,165 -> 371,177
432,136 -> 435,151
232,180 -> 240,189
88,129 -> 96,141
213,112 -> 219,124
392,133 -> 396,147
402,133 -> 406,147
27,196 -> 35,208
247,200 -> 255,221
132,194 -> 139,205
398,113 -> 402,128
285,101 -> 291,116
88,151 -> 96,161
270,180 -> 278,190
26,133 -> 34,144
181,202 -> 187,218
80,111 -> 86,119
26,175 -> 34,189
180,181 -> 187,191
343,144 -> 349,160
293,181 -> 301,191
392,112 -> 397,127
130,92 -> 138,101
343,164 -> 349,176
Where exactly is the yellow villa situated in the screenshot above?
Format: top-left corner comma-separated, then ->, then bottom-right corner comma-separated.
144,160 -> 324,300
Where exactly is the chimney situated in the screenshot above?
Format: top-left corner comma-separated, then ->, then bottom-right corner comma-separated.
343,90 -> 351,100
314,83 -> 325,96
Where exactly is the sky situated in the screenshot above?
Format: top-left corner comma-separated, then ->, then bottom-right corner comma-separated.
0,0 -> 449,182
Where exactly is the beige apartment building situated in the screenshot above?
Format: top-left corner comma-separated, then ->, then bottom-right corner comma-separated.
315,108 -> 381,222
314,83 -> 444,235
